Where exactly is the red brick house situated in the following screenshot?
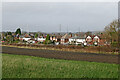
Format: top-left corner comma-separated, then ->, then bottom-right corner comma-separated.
86,35 -> 106,46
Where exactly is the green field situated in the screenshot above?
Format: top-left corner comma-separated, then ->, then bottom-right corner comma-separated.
2,54 -> 118,78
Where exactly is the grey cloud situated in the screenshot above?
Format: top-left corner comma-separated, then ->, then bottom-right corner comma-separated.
2,2 -> 118,32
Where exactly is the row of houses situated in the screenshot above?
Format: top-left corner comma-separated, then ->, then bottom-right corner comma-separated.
19,32 -> 107,46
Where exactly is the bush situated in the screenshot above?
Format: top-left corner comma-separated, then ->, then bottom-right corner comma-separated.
111,42 -> 118,47
13,40 -> 19,43
43,40 -> 52,44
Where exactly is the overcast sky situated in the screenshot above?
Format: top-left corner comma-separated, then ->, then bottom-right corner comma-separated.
2,2 -> 118,32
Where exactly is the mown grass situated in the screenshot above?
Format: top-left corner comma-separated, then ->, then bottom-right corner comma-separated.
2,54 -> 119,78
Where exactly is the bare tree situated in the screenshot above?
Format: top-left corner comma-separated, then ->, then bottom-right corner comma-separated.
104,20 -> 118,44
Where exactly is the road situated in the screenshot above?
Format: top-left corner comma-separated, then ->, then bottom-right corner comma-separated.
2,46 -> 119,64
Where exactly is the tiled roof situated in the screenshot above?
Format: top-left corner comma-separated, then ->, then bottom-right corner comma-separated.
61,33 -> 72,39
70,35 -> 86,39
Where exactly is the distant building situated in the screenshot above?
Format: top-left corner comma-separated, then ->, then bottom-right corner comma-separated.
22,38 -> 31,41
85,35 -> 107,46
69,34 -> 86,45
50,36 -> 56,41
55,35 -> 62,42
37,37 -> 46,42
86,36 -> 92,42
61,33 -> 72,44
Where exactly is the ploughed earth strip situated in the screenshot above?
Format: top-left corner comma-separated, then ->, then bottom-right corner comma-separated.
2,46 -> 119,64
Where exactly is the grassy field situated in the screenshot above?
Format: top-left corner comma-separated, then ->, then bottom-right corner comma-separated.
2,54 -> 119,78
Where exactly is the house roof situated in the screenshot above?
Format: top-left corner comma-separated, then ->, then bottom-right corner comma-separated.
24,34 -> 30,38
86,36 -> 92,39
94,36 -> 99,39
56,35 -> 62,38
70,35 -> 86,39
61,33 -> 72,39
86,35 -> 101,39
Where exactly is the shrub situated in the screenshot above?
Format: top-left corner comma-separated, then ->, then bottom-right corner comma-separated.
111,42 -> 118,47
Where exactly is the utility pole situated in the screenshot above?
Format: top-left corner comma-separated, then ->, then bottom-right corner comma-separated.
67,25 -> 68,33
78,27 -> 80,36
59,24 -> 61,34
27,24 -> 29,34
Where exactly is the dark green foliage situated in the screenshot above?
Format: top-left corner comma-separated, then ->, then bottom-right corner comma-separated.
46,34 -> 50,40
13,40 -> 20,43
5,33 -> 7,37
6,35 -> 14,43
44,40 -> 51,44
35,33 -> 38,38
15,28 -> 21,35
44,34 -> 51,44
2,37 -> 6,41
7,32 -> 12,35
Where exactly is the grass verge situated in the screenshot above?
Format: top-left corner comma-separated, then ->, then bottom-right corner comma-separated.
2,54 -> 119,78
